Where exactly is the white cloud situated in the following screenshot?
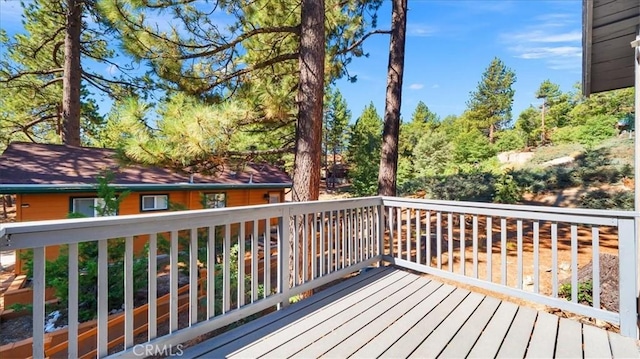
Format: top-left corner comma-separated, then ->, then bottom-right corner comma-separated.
501,13 -> 581,71
409,83 -> 424,90
512,45 -> 581,59
407,24 -> 438,37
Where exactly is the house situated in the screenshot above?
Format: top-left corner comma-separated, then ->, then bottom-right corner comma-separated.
0,142 -> 291,271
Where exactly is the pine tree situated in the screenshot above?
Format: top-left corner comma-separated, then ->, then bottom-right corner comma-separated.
323,87 -> 351,188
0,0 -> 141,149
466,57 -> 516,143
348,103 -> 383,196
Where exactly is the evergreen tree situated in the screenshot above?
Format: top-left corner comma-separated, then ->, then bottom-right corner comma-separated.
465,57 -> 516,143
535,79 -> 561,142
515,106 -> 541,148
412,130 -> 452,178
323,87 -> 351,188
348,103 -> 382,196
0,0 -> 141,149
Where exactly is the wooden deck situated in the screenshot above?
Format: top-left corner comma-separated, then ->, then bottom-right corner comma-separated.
183,267 -> 639,358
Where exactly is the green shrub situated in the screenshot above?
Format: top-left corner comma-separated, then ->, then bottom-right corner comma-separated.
493,171 -> 522,204
579,190 -> 633,210
559,280 -> 593,306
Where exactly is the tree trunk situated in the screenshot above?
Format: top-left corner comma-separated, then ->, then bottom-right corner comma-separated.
378,0 -> 407,197
291,0 -> 325,293
62,0 -> 82,146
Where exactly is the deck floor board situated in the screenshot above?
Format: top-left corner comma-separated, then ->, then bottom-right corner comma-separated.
183,267 -> 639,359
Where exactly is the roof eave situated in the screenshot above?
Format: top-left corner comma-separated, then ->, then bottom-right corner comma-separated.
0,183 -> 292,194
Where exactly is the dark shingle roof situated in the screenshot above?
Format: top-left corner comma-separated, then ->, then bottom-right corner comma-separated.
0,142 -> 291,187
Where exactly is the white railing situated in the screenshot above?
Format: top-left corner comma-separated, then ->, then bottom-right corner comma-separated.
0,198 -> 382,358
0,196 -> 637,358
380,197 -> 638,338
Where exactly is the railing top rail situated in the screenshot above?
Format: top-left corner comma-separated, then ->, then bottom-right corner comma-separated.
0,197 -> 383,250
381,196 -> 638,219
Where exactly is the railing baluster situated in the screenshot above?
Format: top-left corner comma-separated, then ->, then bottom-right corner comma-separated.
501,218 -> 507,286
570,224 -> 578,303
617,218 -> 636,337
426,211 -> 431,266
448,212 -> 453,272
397,207 -> 402,259
189,229 -> 198,324
472,215 -> 478,278
32,246 -> 45,359
516,220 -> 523,290
327,211 -> 337,274
342,209 -> 347,269
252,220 -> 259,302
149,234 -> 158,337
551,222 -> 558,297
320,212 -> 325,276
334,210 -> 339,271
592,226 -> 600,309
347,209 -> 352,267
416,209 -> 421,265
223,225 -> 231,313
460,214 -> 465,275
388,207 -> 394,258
486,217 -> 492,282
533,221 -> 540,294
206,227 -> 215,318
238,223 -> 245,307
68,243 -> 79,358
293,215 -> 299,285
278,211 -> 291,309
98,239 -> 109,356
125,235 -> 134,347
312,213 -> 317,280
406,207 -> 411,262
170,231 -> 179,332
303,214 -> 309,283
436,212 -> 442,269
264,219 -> 271,299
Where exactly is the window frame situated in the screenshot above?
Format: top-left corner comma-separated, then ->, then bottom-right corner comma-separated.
70,197 -> 112,217
140,194 -> 169,212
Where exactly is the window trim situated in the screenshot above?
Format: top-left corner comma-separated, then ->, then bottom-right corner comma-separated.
140,194 -> 169,212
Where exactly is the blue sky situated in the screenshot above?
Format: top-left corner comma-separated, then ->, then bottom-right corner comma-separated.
337,0 -> 582,122
1,0 -> 583,123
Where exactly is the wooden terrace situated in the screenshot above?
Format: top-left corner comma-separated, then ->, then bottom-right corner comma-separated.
184,267 -> 638,358
0,197 -> 638,358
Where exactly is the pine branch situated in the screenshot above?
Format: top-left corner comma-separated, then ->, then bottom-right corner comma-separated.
201,52 -> 298,92
0,68 -> 64,82
337,29 -> 391,55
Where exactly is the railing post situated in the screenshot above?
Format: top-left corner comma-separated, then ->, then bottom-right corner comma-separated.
618,217 -> 637,338
278,208 -> 291,309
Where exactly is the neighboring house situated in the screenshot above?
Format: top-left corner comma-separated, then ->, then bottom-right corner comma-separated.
0,142 -> 291,272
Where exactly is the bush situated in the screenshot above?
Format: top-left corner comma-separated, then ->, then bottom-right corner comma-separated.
579,190 -> 634,210
559,280 -> 593,306
493,171 -> 522,204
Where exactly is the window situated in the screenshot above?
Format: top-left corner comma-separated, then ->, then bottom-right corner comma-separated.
268,192 -> 280,204
71,198 -> 112,217
204,193 -> 226,208
141,194 -> 168,211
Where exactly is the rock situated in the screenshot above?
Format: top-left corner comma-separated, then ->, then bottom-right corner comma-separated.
559,262 -> 571,272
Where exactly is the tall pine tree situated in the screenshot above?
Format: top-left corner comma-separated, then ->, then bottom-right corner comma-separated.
465,57 -> 516,143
